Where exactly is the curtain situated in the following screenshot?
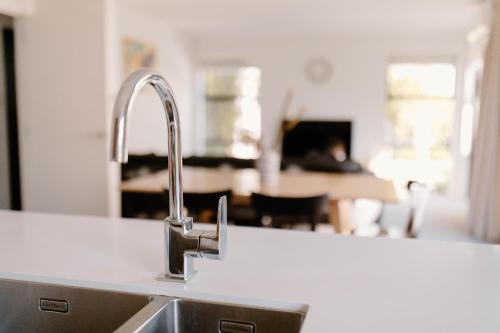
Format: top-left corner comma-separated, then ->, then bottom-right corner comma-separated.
469,1 -> 500,242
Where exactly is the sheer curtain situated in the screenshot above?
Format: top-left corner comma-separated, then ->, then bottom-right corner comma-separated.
469,1 -> 500,242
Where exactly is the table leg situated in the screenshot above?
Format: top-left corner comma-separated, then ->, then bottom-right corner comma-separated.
329,199 -> 353,234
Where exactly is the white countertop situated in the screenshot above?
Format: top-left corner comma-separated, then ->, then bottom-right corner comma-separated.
0,210 -> 499,332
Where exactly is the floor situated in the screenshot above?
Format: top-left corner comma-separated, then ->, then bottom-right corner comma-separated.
417,193 -> 478,243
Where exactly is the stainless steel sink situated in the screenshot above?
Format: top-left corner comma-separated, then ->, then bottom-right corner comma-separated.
118,297 -> 306,333
0,279 -> 306,333
0,278 -> 151,332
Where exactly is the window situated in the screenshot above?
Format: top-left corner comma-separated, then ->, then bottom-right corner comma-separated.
371,63 -> 457,190
199,66 -> 261,158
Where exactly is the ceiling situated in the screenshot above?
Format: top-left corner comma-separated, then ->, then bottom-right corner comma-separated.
121,0 -> 483,40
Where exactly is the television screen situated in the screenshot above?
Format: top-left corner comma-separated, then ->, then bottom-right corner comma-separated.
282,120 -> 352,159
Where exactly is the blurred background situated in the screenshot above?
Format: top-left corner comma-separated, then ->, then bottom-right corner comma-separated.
0,0 -> 496,243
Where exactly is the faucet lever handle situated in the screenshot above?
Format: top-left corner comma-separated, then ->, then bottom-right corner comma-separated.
199,195 -> 227,260
216,195 -> 228,259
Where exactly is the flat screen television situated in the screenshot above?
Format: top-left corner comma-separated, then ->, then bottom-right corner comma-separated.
282,120 -> 352,159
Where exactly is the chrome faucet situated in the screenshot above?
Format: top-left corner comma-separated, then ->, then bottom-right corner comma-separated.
110,69 -> 227,281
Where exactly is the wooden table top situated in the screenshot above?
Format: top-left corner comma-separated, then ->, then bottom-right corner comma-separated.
121,166 -> 398,203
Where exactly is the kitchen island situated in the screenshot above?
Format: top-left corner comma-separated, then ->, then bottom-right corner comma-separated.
0,210 -> 499,332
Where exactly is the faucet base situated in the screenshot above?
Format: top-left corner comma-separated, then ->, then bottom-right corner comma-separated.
156,271 -> 197,283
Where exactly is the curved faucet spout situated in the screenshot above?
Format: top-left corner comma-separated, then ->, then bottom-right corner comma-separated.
110,69 -> 184,221
111,69 -> 227,281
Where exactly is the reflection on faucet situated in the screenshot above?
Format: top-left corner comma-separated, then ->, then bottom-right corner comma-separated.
110,69 -> 227,281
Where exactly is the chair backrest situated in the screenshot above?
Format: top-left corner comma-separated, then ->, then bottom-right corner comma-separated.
251,193 -> 328,231
182,156 -> 256,169
122,154 -> 168,180
121,192 -> 166,219
164,189 -> 232,223
406,182 -> 430,238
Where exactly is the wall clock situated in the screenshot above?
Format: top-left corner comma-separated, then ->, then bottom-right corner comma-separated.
305,58 -> 333,85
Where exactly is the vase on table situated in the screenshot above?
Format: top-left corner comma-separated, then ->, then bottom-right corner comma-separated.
257,150 -> 281,188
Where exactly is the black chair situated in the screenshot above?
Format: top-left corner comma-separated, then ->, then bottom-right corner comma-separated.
250,193 -> 328,231
121,192 -> 167,220
182,156 -> 225,168
226,157 -> 255,169
164,189 -> 232,223
182,156 -> 256,169
121,154 -> 168,180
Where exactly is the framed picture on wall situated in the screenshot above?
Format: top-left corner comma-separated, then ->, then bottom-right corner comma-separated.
123,37 -> 156,77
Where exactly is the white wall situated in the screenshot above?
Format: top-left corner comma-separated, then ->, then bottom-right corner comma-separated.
195,32 -> 467,167
15,0 -> 113,215
0,0 -> 34,17
12,0 -> 194,217
114,5 -> 194,156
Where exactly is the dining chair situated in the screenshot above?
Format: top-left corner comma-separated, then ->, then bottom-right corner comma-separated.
403,181 -> 431,238
250,193 -> 329,231
121,154 -> 168,180
182,156 -> 255,169
121,192 -> 166,220
164,189 -> 233,223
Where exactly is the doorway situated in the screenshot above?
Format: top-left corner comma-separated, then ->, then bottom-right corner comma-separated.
0,14 -> 21,210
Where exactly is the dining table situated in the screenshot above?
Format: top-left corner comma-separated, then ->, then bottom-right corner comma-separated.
121,166 -> 399,234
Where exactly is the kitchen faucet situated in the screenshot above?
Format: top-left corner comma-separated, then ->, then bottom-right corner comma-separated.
110,69 -> 227,281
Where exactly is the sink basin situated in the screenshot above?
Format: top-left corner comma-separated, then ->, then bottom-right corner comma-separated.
118,297 -> 306,333
0,278 -> 151,332
0,279 -> 306,332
